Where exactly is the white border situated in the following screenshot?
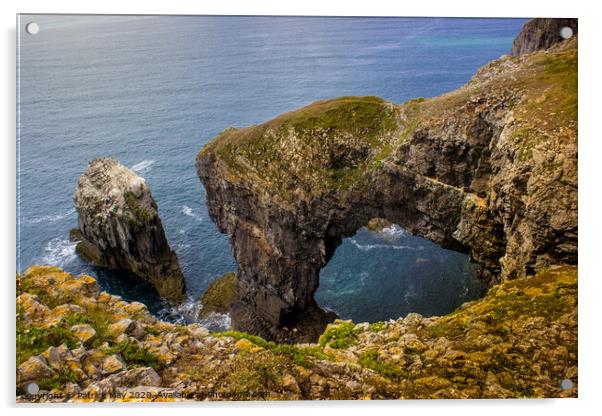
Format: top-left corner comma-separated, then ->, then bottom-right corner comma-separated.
2,1 -> 601,415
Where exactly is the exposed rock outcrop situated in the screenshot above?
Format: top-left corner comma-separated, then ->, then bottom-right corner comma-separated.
196,272 -> 238,319
511,18 -> 577,56
197,37 -> 577,341
73,158 -> 185,302
16,265 -> 577,401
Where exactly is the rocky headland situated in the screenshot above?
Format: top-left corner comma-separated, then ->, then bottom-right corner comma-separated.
73,158 -> 185,303
16,264 -> 577,401
16,18 -> 578,401
196,23 -> 577,341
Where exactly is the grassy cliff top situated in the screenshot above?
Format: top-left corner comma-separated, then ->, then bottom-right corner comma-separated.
198,40 -> 577,205
199,96 -> 416,202
17,264 -> 576,401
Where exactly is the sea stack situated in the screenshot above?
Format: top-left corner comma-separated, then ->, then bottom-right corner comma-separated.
73,157 -> 185,302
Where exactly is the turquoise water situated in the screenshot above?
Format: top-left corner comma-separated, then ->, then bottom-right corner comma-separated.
17,15 -> 524,324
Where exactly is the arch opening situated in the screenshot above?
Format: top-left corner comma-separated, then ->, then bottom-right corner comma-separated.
315,218 -> 487,323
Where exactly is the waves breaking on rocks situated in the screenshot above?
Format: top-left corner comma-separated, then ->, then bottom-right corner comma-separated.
41,237 -> 77,268
158,298 -> 231,331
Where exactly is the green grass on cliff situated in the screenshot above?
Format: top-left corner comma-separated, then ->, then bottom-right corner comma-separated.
510,46 -> 577,161
102,340 -> 162,370
319,320 -> 358,349
216,330 -> 332,367
16,314 -> 79,365
201,96 -> 414,201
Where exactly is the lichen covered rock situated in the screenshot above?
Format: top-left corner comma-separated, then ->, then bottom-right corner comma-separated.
197,272 -> 237,319
73,158 -> 185,302
16,265 -> 577,401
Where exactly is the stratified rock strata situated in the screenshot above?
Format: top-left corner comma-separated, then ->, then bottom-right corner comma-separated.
197,31 -> 577,341
16,265 -> 577,401
73,158 -> 185,302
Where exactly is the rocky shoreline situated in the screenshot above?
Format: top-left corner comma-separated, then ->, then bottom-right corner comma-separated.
16,264 -> 577,401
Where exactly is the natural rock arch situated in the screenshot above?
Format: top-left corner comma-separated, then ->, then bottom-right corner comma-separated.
197,41 -> 577,342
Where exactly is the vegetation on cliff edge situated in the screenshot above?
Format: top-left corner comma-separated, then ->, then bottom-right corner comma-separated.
16,264 -> 577,401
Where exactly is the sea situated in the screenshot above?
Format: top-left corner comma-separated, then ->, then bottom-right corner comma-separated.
17,15 -> 526,327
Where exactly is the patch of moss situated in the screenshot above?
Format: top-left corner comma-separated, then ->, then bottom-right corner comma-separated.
216,330 -> 332,367
124,191 -> 154,227
199,272 -> 237,318
318,321 -> 358,349
85,306 -> 114,347
369,321 -> 387,332
358,349 -> 411,381
37,365 -> 81,391
102,340 -> 162,370
16,316 -> 79,365
178,349 -> 290,399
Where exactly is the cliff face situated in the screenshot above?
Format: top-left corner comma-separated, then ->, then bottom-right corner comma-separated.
16,265 -> 577,401
511,18 -> 577,56
73,158 -> 185,303
197,35 -> 577,340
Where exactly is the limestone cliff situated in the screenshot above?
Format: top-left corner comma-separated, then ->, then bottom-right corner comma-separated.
197,32 -> 577,340
16,265 -> 577,401
73,158 -> 185,303
511,18 -> 577,56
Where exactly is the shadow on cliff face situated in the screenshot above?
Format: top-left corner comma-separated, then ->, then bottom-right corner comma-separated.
315,220 -> 486,323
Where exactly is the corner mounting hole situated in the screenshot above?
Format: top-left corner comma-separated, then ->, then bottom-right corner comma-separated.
26,382 -> 39,395
26,22 -> 40,35
560,378 -> 574,390
560,26 -> 573,40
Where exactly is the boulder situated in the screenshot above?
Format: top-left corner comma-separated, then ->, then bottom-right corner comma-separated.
196,272 -> 237,319
17,293 -> 50,322
17,355 -> 56,386
71,324 -> 97,346
102,354 -> 127,376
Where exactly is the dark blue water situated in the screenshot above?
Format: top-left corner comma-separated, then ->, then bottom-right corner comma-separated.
17,15 -> 524,324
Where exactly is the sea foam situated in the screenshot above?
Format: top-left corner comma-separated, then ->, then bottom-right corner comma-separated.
131,160 -> 156,173
182,205 -> 203,222
41,238 -> 77,267
26,208 -> 76,225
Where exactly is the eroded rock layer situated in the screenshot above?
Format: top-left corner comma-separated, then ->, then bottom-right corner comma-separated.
197,34 -> 577,341
73,158 -> 185,302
